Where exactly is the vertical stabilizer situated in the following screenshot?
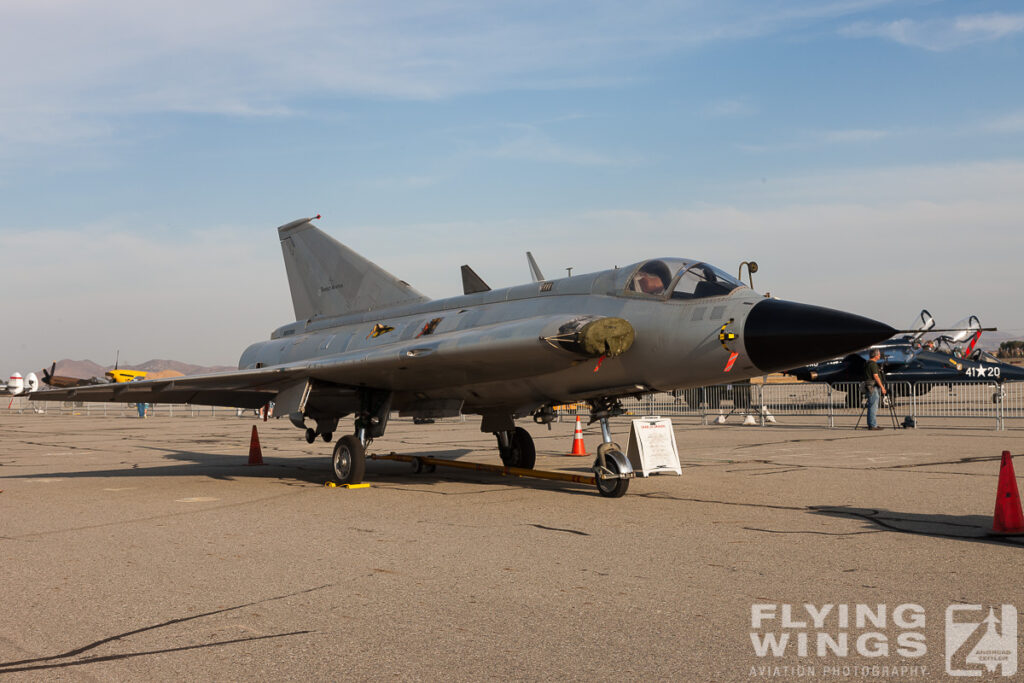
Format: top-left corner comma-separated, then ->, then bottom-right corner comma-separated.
460,265 -> 491,294
277,218 -> 429,320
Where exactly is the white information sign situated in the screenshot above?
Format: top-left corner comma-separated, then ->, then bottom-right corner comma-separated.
625,416 -> 682,477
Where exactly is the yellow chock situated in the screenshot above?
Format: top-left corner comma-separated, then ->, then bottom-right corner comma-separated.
343,483 -> 371,490
324,482 -> 337,488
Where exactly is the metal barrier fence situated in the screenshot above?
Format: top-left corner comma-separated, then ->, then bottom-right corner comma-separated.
5,381 -> 1024,429
602,381 -> 1023,430
3,399 -> 243,418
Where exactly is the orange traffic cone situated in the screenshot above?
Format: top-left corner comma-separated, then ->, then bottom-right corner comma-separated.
991,451 -> 1024,535
248,425 -> 265,466
566,416 -> 588,456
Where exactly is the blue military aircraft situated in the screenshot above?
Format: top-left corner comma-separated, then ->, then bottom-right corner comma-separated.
786,310 -> 1024,406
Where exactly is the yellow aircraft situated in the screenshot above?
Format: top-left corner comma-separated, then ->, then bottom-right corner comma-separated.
105,369 -> 147,383
41,361 -> 147,387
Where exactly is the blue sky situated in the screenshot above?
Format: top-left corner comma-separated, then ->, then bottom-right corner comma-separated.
2,0 -> 1023,370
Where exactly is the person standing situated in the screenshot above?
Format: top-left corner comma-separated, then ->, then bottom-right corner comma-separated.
864,348 -> 887,430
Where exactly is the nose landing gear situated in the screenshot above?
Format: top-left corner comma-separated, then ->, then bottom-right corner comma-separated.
588,397 -> 633,498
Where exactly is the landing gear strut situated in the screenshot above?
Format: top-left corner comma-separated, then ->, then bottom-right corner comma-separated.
495,426 -> 536,469
588,397 -> 633,498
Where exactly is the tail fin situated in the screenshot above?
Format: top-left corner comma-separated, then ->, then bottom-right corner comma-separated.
460,265 -> 491,294
278,217 -> 428,321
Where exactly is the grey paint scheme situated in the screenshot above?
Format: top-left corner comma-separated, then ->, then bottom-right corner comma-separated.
31,218 -> 870,433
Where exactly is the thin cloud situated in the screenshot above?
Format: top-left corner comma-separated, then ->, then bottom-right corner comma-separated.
489,127 -> 625,166
0,1 -> 906,147
818,128 -> 890,143
841,13 -> 1024,51
986,111 -> 1024,133
735,127 -> 891,153
702,98 -> 757,119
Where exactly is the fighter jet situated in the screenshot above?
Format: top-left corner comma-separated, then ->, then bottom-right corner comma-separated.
31,217 -> 894,496
786,311 -> 1024,406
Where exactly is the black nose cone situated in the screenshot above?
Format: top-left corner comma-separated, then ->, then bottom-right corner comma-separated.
744,299 -> 895,374
1000,364 -> 1024,382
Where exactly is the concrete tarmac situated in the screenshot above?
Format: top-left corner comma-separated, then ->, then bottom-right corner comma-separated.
2,413 -> 1023,681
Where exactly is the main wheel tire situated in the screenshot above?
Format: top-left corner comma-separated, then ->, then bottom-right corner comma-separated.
305,427 -> 316,444
321,431 -> 333,443
332,435 -> 366,485
595,451 -> 630,498
499,427 -> 536,469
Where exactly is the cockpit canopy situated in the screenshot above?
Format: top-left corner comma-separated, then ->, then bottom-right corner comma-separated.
620,259 -> 747,300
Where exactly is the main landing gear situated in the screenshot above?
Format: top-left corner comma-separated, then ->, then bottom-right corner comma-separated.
495,426 -> 537,469
332,435 -> 366,485
323,390 -> 391,486
588,397 -> 634,498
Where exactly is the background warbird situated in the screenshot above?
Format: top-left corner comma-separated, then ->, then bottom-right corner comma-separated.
788,310 -> 1024,407
32,217 -> 895,497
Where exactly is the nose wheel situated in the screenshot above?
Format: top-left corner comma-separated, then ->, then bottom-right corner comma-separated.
588,397 -> 633,498
594,444 -> 630,498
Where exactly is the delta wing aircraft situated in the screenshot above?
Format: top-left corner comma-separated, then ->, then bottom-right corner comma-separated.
32,217 -> 895,496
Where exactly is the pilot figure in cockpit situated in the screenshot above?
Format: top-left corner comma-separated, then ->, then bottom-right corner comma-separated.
630,262 -> 671,295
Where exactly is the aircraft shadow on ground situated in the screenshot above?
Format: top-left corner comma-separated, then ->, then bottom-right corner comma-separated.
2,446 -> 596,494
809,506 -> 1024,547
2,448 -> 328,484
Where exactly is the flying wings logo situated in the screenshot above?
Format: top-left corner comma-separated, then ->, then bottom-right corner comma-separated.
946,605 -> 1017,677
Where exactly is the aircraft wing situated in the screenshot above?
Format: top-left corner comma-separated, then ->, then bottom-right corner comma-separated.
30,314 -> 628,409
29,365 -> 302,408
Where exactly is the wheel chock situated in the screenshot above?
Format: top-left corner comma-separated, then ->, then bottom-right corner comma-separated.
324,481 -> 370,489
